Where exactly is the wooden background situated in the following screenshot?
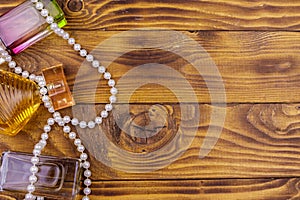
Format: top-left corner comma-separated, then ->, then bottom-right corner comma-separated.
1,0 -> 300,199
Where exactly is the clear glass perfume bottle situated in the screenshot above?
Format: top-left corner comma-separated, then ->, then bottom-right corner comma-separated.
0,151 -> 82,199
0,0 -> 67,58
0,69 -> 41,136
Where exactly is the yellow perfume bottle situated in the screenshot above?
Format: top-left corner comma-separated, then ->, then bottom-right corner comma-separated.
0,69 -> 40,136
0,65 -> 75,136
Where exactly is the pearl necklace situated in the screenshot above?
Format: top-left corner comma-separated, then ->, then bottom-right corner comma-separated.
1,1 -> 118,199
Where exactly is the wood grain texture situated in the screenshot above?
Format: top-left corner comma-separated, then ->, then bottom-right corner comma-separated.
1,31 -> 300,103
2,0 -> 300,31
0,1 -> 300,199
1,178 -> 299,200
1,103 -> 300,180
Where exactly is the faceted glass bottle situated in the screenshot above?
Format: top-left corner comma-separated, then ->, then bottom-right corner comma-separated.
0,70 -> 40,136
0,0 -> 67,56
0,151 -> 82,199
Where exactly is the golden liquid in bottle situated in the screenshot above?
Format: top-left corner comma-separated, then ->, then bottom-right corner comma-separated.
0,70 -> 40,136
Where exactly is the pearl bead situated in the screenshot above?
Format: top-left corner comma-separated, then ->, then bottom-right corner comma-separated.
63,32 -> 70,40
84,178 -> 92,186
84,169 -> 92,177
8,61 -> 16,68
29,175 -> 37,183
63,126 -> 71,133
39,87 -> 48,95
88,121 -> 95,129
44,125 -> 51,132
95,117 -> 102,124
63,116 -> 71,123
30,166 -> 38,173
44,101 -> 52,108
98,66 -> 106,74
104,72 -> 111,80
74,139 -> 81,146
34,143 -> 43,150
46,16 -> 54,24
83,161 -> 90,169
68,38 -> 75,45
84,187 -> 91,195
42,95 -> 49,103
101,110 -> 108,118
25,193 -> 34,200
50,23 -> 58,30
35,2 -> 44,10
39,140 -> 47,147
58,121 -> 65,127
109,95 -> 117,103
27,184 -> 35,192
108,79 -> 115,87
80,153 -> 88,160
5,55 -> 12,62
71,118 -> 79,126
53,112 -> 61,118
54,116 -> 62,123
47,118 -> 55,125
54,28 -> 61,35
38,80 -> 46,87
69,132 -> 76,139
35,76 -> 44,83
74,44 -> 81,51
105,104 -> 113,111
14,66 -> 22,74
92,60 -> 100,68
86,54 -> 94,62
40,9 -> 49,17
41,133 -> 49,140
80,49 -> 87,57
33,149 -> 41,156
79,121 -> 87,129
31,156 -> 39,164
48,107 -> 55,113
110,87 -> 118,95
77,145 -> 85,152
82,196 -> 90,200
29,74 -> 36,81
22,71 -> 30,78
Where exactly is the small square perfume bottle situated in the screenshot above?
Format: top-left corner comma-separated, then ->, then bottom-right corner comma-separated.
42,64 -> 76,110
0,151 -> 82,199
0,0 -> 67,58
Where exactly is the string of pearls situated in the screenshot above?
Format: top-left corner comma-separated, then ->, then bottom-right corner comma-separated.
0,0 -> 118,199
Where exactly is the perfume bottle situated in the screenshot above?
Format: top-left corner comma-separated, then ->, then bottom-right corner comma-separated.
0,151 -> 82,199
0,0 -> 67,59
0,69 -> 40,136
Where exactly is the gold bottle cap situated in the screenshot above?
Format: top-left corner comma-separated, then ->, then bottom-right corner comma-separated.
42,64 -> 75,110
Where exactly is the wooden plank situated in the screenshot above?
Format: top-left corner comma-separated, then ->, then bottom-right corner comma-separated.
1,31 -> 300,103
1,178 -> 299,200
2,0 -> 300,31
2,103 -> 300,180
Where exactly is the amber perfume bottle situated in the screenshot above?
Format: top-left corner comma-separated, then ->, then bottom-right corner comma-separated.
0,0 -> 67,59
0,151 -> 82,199
0,69 -> 40,136
0,65 -> 75,136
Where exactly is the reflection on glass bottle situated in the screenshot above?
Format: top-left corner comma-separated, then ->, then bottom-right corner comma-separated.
0,69 -> 40,136
0,151 -> 82,199
0,0 -> 67,59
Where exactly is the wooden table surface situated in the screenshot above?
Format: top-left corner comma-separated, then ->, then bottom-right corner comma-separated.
1,0 -> 300,199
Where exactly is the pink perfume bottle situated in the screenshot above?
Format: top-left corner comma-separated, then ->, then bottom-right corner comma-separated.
0,0 -> 67,61
0,151 -> 82,199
